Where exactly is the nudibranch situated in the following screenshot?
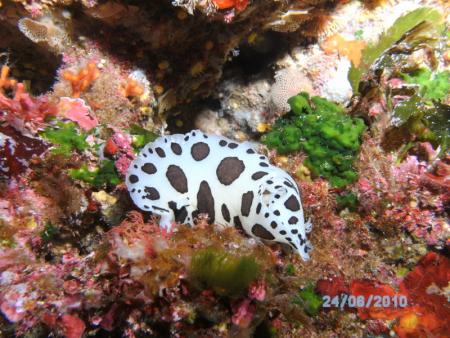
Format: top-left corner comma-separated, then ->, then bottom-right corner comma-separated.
126,130 -> 312,260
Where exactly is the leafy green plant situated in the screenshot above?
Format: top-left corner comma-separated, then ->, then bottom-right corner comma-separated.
292,284 -> 323,316
387,93 -> 450,152
402,69 -> 449,101
190,247 -> 260,297
41,122 -> 88,156
348,7 -> 445,93
69,160 -> 121,187
263,92 -> 366,188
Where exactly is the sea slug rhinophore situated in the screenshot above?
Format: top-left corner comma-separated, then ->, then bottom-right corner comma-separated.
126,130 -> 312,260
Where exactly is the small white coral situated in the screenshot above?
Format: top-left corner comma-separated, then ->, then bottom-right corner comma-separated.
318,57 -> 352,103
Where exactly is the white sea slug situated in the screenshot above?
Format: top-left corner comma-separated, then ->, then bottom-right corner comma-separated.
126,130 -> 313,260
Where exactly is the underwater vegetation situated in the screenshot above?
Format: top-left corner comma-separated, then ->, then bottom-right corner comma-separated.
402,68 -> 450,102
263,92 -> 366,187
129,124 -> 158,151
387,94 -> 449,153
359,7 -> 449,155
292,284 -> 323,317
0,65 -> 57,134
190,247 -> 260,297
392,69 -> 450,151
348,7 -> 445,93
68,160 -> 121,188
41,122 -> 88,156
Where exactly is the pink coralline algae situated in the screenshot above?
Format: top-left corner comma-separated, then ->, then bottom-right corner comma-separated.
58,97 -> 99,131
61,314 -> 86,338
391,155 -> 427,188
107,210 -> 159,263
0,84 -> 57,133
383,208 -> 443,245
0,247 -> 101,335
231,298 -> 255,328
248,280 -> 266,301
300,179 -> 347,232
421,155 -> 450,191
0,178 -> 59,228
0,65 -> 57,134
106,129 -> 135,175
115,154 -> 133,175
229,280 -> 267,328
0,281 -> 29,322
111,129 -> 134,151
357,143 -> 449,246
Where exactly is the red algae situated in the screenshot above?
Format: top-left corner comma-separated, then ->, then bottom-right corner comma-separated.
315,252 -> 450,337
0,84 -> 57,134
57,97 -> 99,131
61,314 -> 86,338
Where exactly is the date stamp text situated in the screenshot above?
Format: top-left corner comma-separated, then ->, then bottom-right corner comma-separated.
322,294 -> 408,310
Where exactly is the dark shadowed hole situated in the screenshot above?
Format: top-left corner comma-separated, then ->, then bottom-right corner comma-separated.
0,22 -> 61,95
224,31 -> 289,77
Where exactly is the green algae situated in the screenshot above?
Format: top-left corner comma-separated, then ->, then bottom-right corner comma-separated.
402,69 -> 449,102
348,7 -> 445,93
129,124 -> 158,150
336,192 -> 359,212
263,93 -> 366,188
388,94 -> 450,152
292,284 -> 323,317
285,263 -> 296,276
69,160 -> 121,188
190,247 -> 260,297
41,121 -> 88,156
